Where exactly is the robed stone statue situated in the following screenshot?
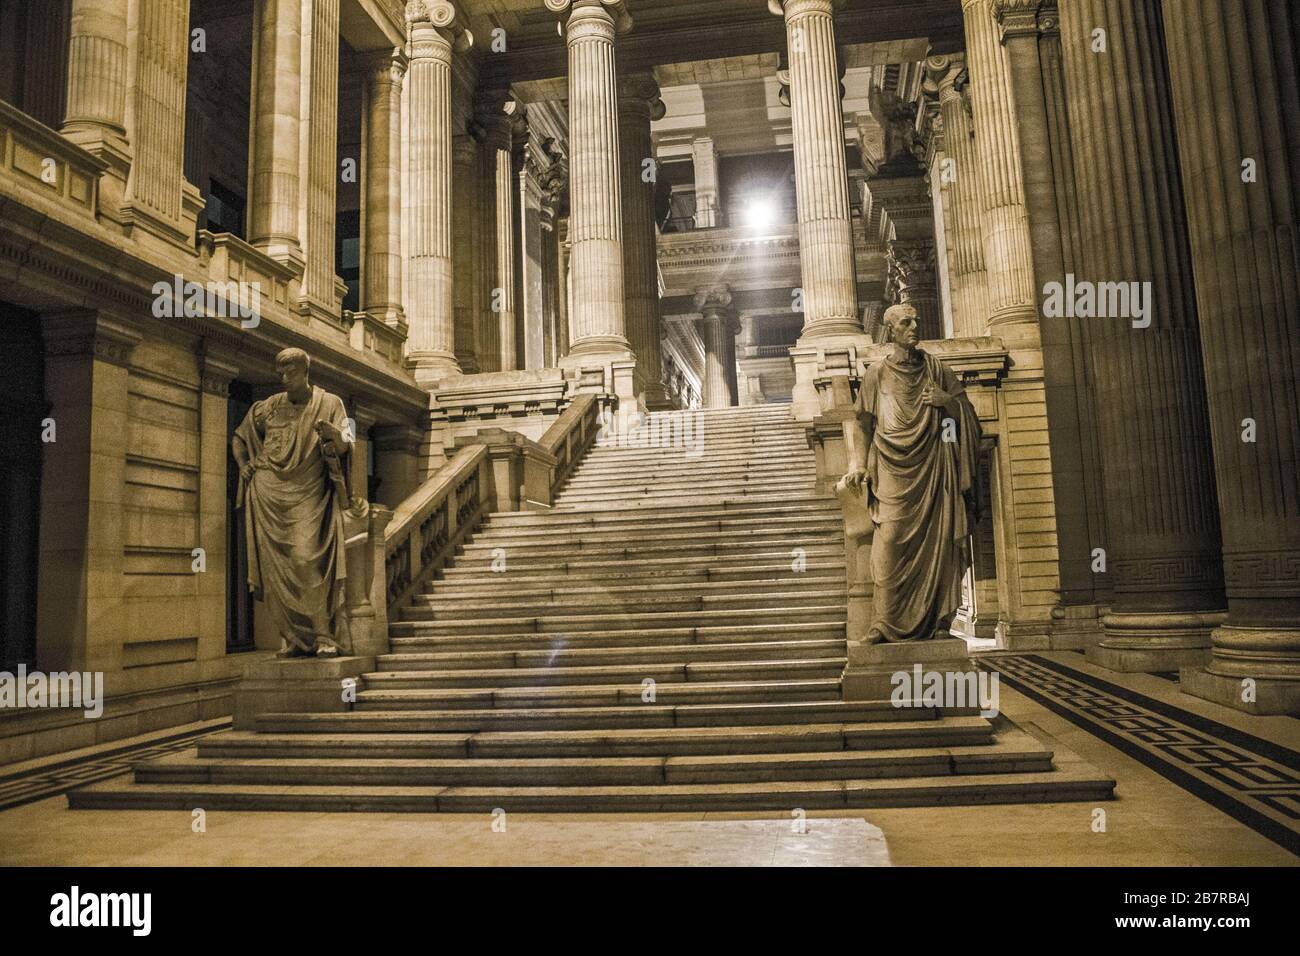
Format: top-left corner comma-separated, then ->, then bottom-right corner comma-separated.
838,304 -> 982,643
232,348 -> 354,658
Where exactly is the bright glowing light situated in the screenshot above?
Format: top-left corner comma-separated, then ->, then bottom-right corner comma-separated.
743,197 -> 778,231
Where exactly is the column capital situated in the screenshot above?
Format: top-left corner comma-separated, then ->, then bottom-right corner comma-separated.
545,0 -> 633,36
992,0 -> 1042,38
42,310 -> 142,367
619,72 -> 666,121
694,285 -> 735,317
362,47 -> 409,85
406,0 -> 473,52
922,53 -> 969,103
768,0 -> 845,18
475,89 -> 518,148
198,341 -> 241,396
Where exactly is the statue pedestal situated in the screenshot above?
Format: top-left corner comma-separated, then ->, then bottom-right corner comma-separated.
841,638 -> 973,702
233,656 -> 374,730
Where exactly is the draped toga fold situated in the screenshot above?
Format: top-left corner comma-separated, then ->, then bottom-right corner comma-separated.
854,350 -> 982,642
234,386 -> 351,653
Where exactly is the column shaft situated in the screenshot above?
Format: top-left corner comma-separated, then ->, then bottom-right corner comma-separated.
248,0 -> 303,263
452,134 -> 481,374
620,73 -> 670,406
556,0 -> 632,359
779,0 -> 860,338
1164,0 -> 1300,712
404,14 -> 457,381
1060,0 -> 1226,669
301,0 -> 342,315
63,0 -> 128,145
361,49 -> 406,328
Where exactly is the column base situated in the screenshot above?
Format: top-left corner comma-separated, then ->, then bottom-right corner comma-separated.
1178,624 -> 1300,715
1179,668 -> 1300,716
841,637 -> 974,704
407,351 -> 463,389
789,331 -> 873,421
1086,610 -> 1223,673
233,656 -> 373,731
1047,602 -> 1105,650
642,380 -> 676,411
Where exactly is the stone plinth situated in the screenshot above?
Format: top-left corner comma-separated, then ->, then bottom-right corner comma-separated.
842,638 -> 974,703
233,656 -> 373,731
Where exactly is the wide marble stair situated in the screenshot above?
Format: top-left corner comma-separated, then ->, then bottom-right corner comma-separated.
71,403 -> 1114,812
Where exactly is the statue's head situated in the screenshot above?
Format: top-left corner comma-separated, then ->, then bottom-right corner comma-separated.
276,347 -> 311,396
882,303 -> 921,350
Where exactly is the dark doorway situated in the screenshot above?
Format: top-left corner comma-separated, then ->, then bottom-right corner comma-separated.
226,380 -> 255,652
0,303 -> 44,670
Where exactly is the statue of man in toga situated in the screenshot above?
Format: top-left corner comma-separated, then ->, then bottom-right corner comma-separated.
837,304 -> 982,643
232,347 -> 354,658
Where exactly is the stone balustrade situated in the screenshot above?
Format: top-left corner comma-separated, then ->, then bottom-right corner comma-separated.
0,99 -> 105,219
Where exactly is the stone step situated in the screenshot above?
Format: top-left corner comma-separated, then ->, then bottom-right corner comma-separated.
427,566 -> 841,594
482,499 -> 839,527
402,590 -> 846,620
471,514 -> 839,541
69,763 -> 1115,812
558,476 -> 818,496
567,455 -> 814,476
197,717 -> 993,759
555,480 -> 819,499
461,526 -> 840,553
255,698 -> 929,733
362,657 -> 847,689
443,547 -> 845,575
455,533 -> 841,562
387,620 -> 846,651
133,738 -> 1050,788
353,678 -> 843,710
395,605 -> 848,634
550,490 -> 829,511
376,639 -> 847,671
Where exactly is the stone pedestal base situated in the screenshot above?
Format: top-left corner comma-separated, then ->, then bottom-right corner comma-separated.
841,637 -> 974,703
1046,603 -> 1104,650
1086,610 -> 1222,673
233,656 -> 374,731
1179,667 -> 1300,716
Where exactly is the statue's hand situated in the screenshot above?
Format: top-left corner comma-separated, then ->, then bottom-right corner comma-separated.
837,469 -> 868,494
921,384 -> 952,407
240,462 -> 257,482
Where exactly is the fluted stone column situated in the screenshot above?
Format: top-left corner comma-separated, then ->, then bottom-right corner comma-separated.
548,0 -> 635,365
1060,0 -> 1226,670
403,3 -> 466,384
923,54 -> 990,339
474,92 -> 515,373
557,216 -> 572,357
248,0 -> 305,267
62,0 -> 130,198
300,0 -> 343,320
888,240 -> 942,340
769,0 -> 860,340
620,72 -> 671,408
452,133 -> 481,374
515,133 -> 548,371
961,0 -> 1036,328
361,48 -> 408,330
691,136 -> 721,228
1163,0 -> 1300,714
695,287 -> 739,409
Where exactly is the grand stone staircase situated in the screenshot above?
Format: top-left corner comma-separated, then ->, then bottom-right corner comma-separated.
72,404 -> 1114,812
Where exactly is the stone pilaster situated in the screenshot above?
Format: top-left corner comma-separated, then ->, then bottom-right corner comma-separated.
695,287 -> 738,409
770,0 -> 861,341
1059,0 -> 1226,670
1162,0 -> 1300,714
37,311 -> 140,675
620,71 -> 671,408
961,0 -> 1036,328
299,0 -> 343,321
923,54 -> 990,339
361,47 -> 408,330
62,0 -> 131,209
452,133 -> 481,374
248,0 -> 306,269
372,424 -> 424,509
691,136 -> 721,228
548,0 -> 635,366
556,216 -> 572,359
404,2 -> 469,384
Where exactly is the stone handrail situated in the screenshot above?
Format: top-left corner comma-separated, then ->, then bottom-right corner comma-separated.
383,443 -> 489,612
538,392 -> 605,496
